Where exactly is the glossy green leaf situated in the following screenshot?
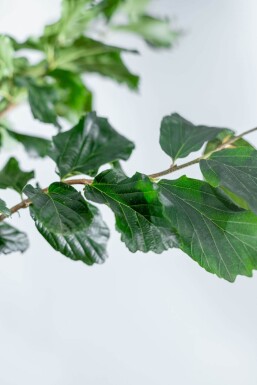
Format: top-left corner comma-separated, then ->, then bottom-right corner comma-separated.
55,37 -> 139,89
49,69 -> 92,122
24,182 -> 109,265
6,128 -> 51,158
0,35 -> 14,79
27,82 -> 60,128
0,157 -> 34,193
200,147 -> 257,215
34,204 -> 109,265
85,169 -> 176,253
24,183 -> 93,234
160,113 -> 233,161
0,222 -> 29,255
159,176 -> 257,282
50,111 -> 135,178
0,199 -> 10,216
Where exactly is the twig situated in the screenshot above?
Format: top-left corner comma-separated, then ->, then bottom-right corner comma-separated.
149,126 -> 257,179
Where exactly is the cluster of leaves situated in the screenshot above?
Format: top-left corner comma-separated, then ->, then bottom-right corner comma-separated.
0,0 -> 179,124
1,0 -> 257,283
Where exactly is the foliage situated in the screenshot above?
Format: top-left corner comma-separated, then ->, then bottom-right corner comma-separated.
0,0 -> 257,282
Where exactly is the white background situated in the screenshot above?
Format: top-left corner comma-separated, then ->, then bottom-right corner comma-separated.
0,0 -> 257,384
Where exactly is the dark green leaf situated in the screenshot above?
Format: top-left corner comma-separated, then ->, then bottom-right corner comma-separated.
24,182 -> 109,265
200,147 -> 257,215
160,113 -> 233,162
85,169 -> 176,253
34,203 -> 109,265
6,128 -> 51,158
0,199 -> 10,216
0,222 -> 29,255
50,111 -> 135,178
27,81 -> 60,128
0,157 -> 34,193
55,37 -> 139,89
98,0 -> 123,19
24,183 -> 93,234
49,69 -> 92,122
159,176 -> 257,282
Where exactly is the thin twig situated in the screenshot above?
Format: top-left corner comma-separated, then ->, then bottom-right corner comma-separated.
149,126 -> 257,179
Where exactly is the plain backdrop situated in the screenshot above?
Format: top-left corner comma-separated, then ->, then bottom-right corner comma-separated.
0,1 -> 257,384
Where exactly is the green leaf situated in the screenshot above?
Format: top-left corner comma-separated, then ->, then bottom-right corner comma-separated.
27,81 -> 60,128
0,199 -> 10,216
98,0 -> 124,19
200,147 -> 257,215
6,128 -> 51,158
49,69 -> 92,122
85,169 -> 176,253
24,182 -> 109,265
159,176 -> 257,282
24,183 -> 93,234
44,0 -> 93,44
0,35 -> 14,79
204,131 -> 254,154
0,157 -> 34,194
55,37 -> 139,89
0,222 -> 29,255
114,14 -> 179,48
160,113 -> 233,162
50,111 -> 135,178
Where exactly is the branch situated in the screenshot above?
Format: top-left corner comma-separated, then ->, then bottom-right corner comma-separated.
1,126 -> 257,222
0,178 -> 93,222
0,103 -> 16,119
149,126 -> 257,179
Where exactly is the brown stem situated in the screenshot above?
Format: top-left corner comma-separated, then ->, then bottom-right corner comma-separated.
0,178 -> 92,222
0,103 -> 16,119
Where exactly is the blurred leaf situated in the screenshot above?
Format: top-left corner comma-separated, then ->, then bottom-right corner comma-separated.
114,14 -> 179,48
6,128 -> 51,158
27,81 -> 61,128
49,69 -> 92,122
0,222 -> 29,255
0,199 -> 10,216
85,169 -> 176,253
0,157 -> 34,194
160,113 -> 234,162
24,183 -> 109,265
0,35 -> 14,79
159,176 -> 257,282
44,0 -> 94,44
50,111 -> 135,178
55,37 -> 139,89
